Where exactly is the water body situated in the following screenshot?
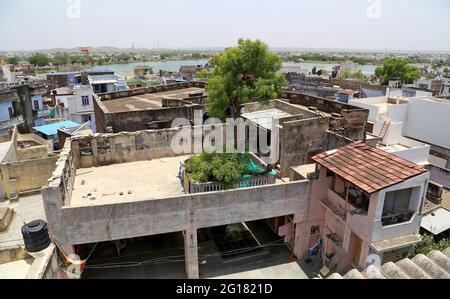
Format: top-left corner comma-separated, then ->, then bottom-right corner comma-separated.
88,60 -> 209,76
89,60 -> 379,77
282,61 -> 379,76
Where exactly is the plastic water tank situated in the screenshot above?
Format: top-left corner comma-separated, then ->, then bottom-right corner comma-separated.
21,220 -> 51,253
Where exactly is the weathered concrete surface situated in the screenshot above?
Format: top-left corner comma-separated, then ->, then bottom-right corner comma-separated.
280,117 -> 329,176
44,179 -> 310,246
210,262 -> 309,279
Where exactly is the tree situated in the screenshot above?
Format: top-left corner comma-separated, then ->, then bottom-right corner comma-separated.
206,39 -> 286,120
406,234 -> 450,258
444,67 -> 449,75
52,53 -> 70,66
28,53 -> 49,66
5,56 -> 20,65
375,58 -> 420,85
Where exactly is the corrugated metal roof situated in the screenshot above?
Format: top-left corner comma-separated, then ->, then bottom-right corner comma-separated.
312,142 -> 428,194
33,121 -> 80,136
421,208 -> 450,235
327,247 -> 450,279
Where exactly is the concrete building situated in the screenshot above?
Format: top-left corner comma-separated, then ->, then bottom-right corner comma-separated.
42,128 -> 311,279
0,88 -> 23,136
0,126 -> 57,201
349,96 -> 450,169
41,93 -> 370,279
33,120 -> 81,150
294,142 -> 429,277
50,85 -> 97,133
0,83 -> 50,135
88,74 -> 129,94
94,82 -> 207,133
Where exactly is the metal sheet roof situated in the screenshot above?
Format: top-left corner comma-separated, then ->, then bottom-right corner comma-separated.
33,121 -> 80,136
421,208 -> 450,235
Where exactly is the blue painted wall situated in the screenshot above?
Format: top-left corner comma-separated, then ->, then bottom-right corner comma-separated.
0,100 -> 14,122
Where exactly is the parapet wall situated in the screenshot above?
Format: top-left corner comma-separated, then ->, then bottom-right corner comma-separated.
281,91 -> 368,141
71,128 -> 188,169
97,81 -> 207,101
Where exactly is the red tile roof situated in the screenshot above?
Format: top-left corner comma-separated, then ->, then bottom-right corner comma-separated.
312,142 -> 428,194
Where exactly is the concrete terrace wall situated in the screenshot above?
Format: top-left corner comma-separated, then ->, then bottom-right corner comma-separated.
427,164 -> 450,189
71,129 -> 187,169
404,98 -> 450,150
47,178 -> 310,245
104,105 -> 203,133
280,117 -> 329,176
0,156 -> 58,199
281,91 -> 369,141
97,81 -> 207,101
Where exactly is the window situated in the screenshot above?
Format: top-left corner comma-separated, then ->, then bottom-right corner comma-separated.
81,114 -> 91,123
81,96 -> 90,106
382,188 -> 414,226
331,174 -> 370,214
8,107 -> 13,118
331,175 -> 346,198
347,185 -> 370,214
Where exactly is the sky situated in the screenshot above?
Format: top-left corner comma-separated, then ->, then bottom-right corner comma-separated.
0,0 -> 449,52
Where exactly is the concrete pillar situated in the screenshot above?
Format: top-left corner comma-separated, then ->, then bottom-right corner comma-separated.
184,228 -> 199,279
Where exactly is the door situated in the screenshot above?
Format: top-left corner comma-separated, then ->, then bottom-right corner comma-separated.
353,234 -> 363,265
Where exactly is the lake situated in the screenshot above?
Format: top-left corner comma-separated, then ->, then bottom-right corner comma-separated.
89,60 -> 379,77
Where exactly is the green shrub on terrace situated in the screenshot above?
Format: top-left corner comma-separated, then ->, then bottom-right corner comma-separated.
185,152 -> 251,187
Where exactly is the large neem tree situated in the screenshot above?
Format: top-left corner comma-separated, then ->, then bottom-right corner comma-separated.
206,39 -> 286,121
375,58 -> 420,85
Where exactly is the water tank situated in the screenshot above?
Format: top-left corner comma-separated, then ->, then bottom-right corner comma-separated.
21,220 -> 51,253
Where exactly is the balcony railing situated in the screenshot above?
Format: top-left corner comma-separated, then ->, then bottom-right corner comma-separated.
381,211 -> 415,226
0,115 -> 24,130
185,174 -> 276,194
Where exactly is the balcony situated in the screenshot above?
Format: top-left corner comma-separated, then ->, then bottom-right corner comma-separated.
381,211 -> 415,227
0,116 -> 24,130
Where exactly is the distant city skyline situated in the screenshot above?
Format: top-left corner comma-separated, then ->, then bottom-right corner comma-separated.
1,0 -> 449,52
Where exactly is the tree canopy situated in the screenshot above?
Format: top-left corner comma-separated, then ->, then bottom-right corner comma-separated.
5,56 -> 20,65
28,53 -> 49,66
337,69 -> 366,81
206,39 -> 286,120
375,58 -> 420,85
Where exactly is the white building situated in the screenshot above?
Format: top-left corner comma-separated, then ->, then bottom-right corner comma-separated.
350,96 -> 450,169
88,75 -> 129,94
52,85 -> 96,133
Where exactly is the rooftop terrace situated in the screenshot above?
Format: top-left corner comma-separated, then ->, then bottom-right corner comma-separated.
71,156 -> 191,206
100,87 -> 205,113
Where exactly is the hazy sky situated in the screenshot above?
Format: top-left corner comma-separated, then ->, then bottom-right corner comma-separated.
1,0 -> 449,51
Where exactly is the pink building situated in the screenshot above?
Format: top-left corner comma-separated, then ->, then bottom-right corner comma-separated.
293,142 -> 430,276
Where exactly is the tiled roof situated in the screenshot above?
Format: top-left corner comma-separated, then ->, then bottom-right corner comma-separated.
312,142 -> 427,194
327,247 -> 450,279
